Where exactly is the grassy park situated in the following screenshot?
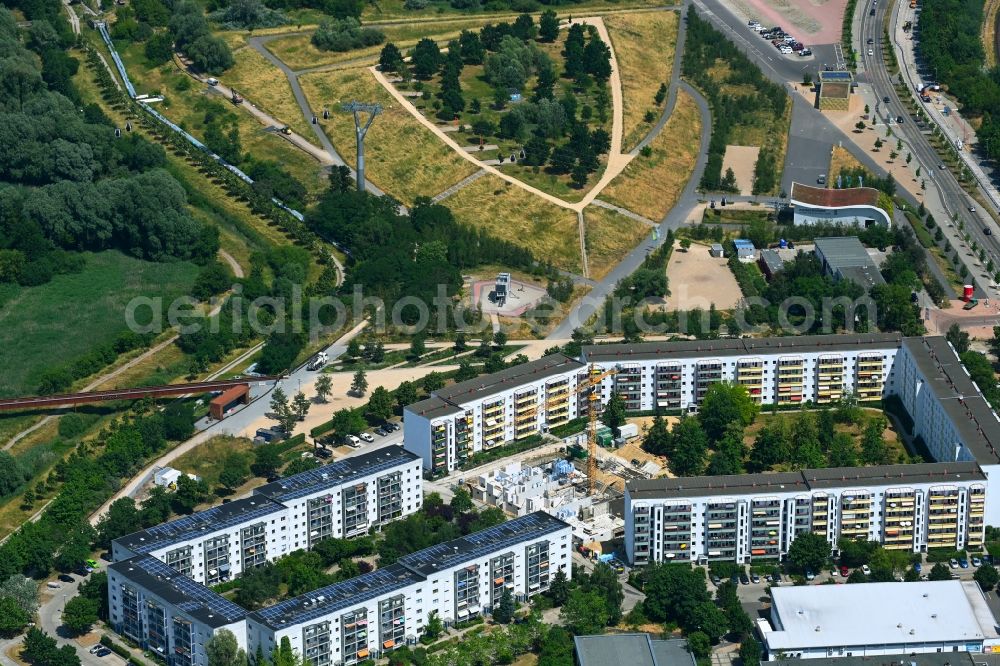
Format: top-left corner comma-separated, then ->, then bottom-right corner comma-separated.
0,251 -> 199,398
583,205 -> 650,280
605,11 -> 679,151
299,66 -> 478,203
601,89 -> 702,220
444,174 -> 582,273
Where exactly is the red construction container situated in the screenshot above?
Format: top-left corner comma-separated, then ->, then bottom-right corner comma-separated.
964,284 -> 974,301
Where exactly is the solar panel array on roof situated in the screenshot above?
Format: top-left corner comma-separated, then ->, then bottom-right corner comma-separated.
255,446 -> 418,502
253,564 -> 422,629
118,555 -> 246,625
119,496 -> 286,553
398,512 -> 568,576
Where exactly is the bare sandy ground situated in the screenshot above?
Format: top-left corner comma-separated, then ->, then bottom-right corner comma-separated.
726,0 -> 847,44
664,246 -> 743,310
722,145 -> 760,195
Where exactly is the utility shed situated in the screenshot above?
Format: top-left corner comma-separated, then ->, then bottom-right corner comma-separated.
813,236 -> 885,292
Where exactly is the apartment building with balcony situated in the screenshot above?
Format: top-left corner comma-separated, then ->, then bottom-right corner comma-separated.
624,463 -> 987,565
108,555 -> 248,666
403,355 -> 585,473
244,512 -> 572,666
112,447 -> 422,585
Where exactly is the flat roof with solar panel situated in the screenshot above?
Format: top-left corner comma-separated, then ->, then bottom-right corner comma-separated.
251,563 -> 422,630
115,495 -> 286,554
397,512 -> 569,577
254,445 -> 419,502
111,555 -> 246,628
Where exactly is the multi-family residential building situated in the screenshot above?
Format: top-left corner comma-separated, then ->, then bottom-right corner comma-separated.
108,555 -> 248,666
244,511 -> 570,666
624,462 -> 987,565
112,447 -> 422,585
403,334 -> 1000,525
403,355 -> 585,474
110,512 -> 571,666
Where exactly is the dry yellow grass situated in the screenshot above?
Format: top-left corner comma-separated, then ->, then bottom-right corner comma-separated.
984,0 -> 999,69
605,11 -> 679,152
584,205 -> 650,281
299,66 -> 477,204
265,18 -> 498,72
600,89 -> 702,220
829,145 -> 865,181
225,43 -> 313,138
444,174 -> 582,273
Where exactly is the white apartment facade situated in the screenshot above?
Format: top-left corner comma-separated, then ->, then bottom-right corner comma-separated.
108,555 -> 248,666
624,462 -> 987,565
112,447 -> 422,585
245,512 -> 570,666
404,355 -> 586,474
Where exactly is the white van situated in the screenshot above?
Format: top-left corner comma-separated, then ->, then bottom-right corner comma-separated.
347,435 -> 361,447
206,77 -> 219,86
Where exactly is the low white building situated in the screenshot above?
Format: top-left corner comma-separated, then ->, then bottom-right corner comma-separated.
108,555 -> 248,666
790,182 -> 892,227
760,581 -> 1000,659
153,467 -> 200,487
113,447 -> 422,585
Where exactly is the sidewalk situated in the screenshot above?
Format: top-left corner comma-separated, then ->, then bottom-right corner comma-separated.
891,3 -> 1000,212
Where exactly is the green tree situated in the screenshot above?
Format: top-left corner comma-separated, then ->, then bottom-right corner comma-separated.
351,369 -> 368,396
928,562 -> 951,581
61,596 -> 99,635
669,416 -> 707,476
539,9 -> 559,41
786,532 -> 830,573
791,413 -> 824,469
687,631 -> 711,660
602,392 -> 627,437
292,391 -> 311,421
450,488 -> 474,513
699,383 -> 759,443
424,610 -> 444,639
643,414 -> 672,456
860,417 -> 888,465
367,386 -> 394,421
707,422 -> 746,475
847,569 -> 868,584
588,563 -> 624,626
96,498 -> 142,549
423,372 -> 445,393
218,453 -> 251,492
0,596 -> 29,637
549,568 -> 570,606
975,564 -> 1000,591
171,474 -> 209,514
331,408 -> 367,439
494,587 -> 516,624
314,375 -> 333,403
378,42 -> 405,74
691,601 -> 729,642
748,418 -> 790,472
828,432 -> 858,467
271,636 -> 304,666
252,445 -> 281,479
740,637 -> 762,666
409,335 -> 426,359
946,323 -> 971,354
395,381 -> 418,409
206,628 -> 248,666
345,337 -> 362,360
411,37 -> 442,79
561,589 -> 610,635
270,387 -> 289,417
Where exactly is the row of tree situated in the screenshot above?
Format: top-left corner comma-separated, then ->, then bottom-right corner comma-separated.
682,8 -> 788,195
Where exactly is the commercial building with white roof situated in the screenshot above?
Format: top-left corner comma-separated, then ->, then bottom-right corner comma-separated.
760,581 -> 1000,660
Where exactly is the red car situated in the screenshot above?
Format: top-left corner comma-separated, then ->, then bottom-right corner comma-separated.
840,565 -> 850,577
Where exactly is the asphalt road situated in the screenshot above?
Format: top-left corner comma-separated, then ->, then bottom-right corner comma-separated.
860,0 -> 1000,295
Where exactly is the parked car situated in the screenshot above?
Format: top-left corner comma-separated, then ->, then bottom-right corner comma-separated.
959,558 -> 970,569
359,432 -> 375,443
58,574 -> 74,583
861,564 -> 872,575
973,556 -> 983,567
750,573 -> 761,584
315,446 -> 332,459
347,434 -> 361,447
89,646 -> 103,655
805,569 -> 816,581
375,427 -> 388,437
950,558 -> 960,568
914,562 -> 922,573
711,574 -> 721,585
95,649 -> 112,657
740,573 -> 750,585
799,48 -> 812,56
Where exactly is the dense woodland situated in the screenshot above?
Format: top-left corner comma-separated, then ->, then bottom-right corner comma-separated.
918,0 -> 1000,162
683,8 -> 787,195
0,9 -> 218,287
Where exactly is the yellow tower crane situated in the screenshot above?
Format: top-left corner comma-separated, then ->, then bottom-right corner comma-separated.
570,364 -> 617,495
